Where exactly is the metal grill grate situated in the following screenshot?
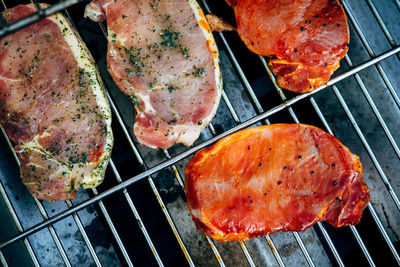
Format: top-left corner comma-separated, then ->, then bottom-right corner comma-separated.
0,0 -> 400,266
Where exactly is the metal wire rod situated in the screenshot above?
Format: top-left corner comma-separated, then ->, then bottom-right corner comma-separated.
0,180 -> 40,266
0,126 -> 72,266
259,56 -> 345,267
108,160 -> 164,267
332,85 -> 400,211
65,200 -> 102,267
0,251 -> 8,267
342,0 -> 400,109
91,188 -> 134,266
366,0 -> 396,47
265,235 -> 286,267
95,15 -> 221,265
0,0 -> 86,38
1,45 -> 399,250
0,2 -> 106,265
238,241 -> 257,267
310,96 -> 400,265
349,226 -> 376,267
197,3 -> 317,265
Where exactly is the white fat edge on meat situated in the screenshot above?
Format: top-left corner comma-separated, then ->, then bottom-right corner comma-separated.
46,9 -> 113,189
83,0 -> 113,22
17,128 -> 84,191
175,0 -> 223,146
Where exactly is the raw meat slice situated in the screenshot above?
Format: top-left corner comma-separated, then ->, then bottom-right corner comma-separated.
85,0 -> 222,149
185,124 -> 369,241
226,0 -> 349,93
0,4 -> 113,201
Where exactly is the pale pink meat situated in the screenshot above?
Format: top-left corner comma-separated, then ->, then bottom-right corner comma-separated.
85,0 -> 222,149
0,4 -> 113,201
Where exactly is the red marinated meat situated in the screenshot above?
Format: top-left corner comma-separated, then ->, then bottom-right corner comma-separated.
85,0 -> 222,149
185,124 -> 369,241
226,0 -> 349,93
0,4 -> 113,201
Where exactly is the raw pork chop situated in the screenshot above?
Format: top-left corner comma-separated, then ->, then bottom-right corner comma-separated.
85,0 -> 222,149
185,124 -> 369,241
0,4 -> 113,201
226,0 -> 349,93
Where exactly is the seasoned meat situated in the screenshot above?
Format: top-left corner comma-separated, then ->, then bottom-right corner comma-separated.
0,4 -> 113,201
85,0 -> 222,149
185,124 -> 369,241
226,0 -> 349,93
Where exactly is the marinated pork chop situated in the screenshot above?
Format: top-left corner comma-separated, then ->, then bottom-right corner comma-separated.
185,124 -> 369,241
0,4 -> 113,201
226,0 -> 349,93
85,0 -> 222,149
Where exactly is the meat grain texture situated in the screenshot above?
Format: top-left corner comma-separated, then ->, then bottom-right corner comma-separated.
226,0 -> 349,93
85,0 -> 222,149
0,4 -> 113,201
185,124 -> 369,241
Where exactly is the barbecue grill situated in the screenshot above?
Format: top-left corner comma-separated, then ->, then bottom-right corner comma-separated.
0,0 -> 400,266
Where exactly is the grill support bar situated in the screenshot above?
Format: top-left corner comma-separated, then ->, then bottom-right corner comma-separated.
1,45 -> 399,251
259,54 -> 379,265
0,1 -> 400,266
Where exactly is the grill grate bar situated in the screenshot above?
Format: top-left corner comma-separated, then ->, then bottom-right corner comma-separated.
109,160 -> 164,266
198,3 -> 320,263
221,90 -> 241,123
332,84 -> 400,210
238,241 -> 256,267
0,0 -> 85,38
0,251 -> 7,267
341,2 -> 400,158
259,56 -> 347,266
366,0 -> 396,47
293,232 -> 316,267
1,44 -> 399,251
105,93 -> 196,266
350,225 -> 376,266
344,55 -> 400,159
0,128 -> 40,266
367,203 -> 400,265
97,15 -> 223,265
0,181 -> 40,267
0,126 -> 72,267
265,235 -> 286,267
159,150 -> 228,267
200,2 -> 325,262
0,3 -> 105,266
65,199 -> 102,267
310,85 -> 400,264
332,85 -> 400,261
343,0 -> 400,109
91,187 -> 134,266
